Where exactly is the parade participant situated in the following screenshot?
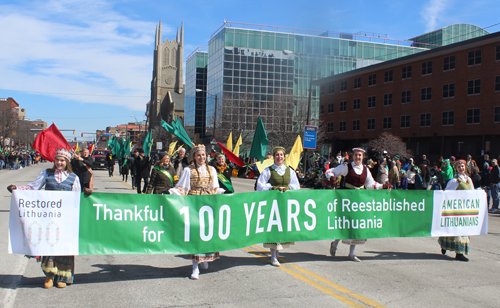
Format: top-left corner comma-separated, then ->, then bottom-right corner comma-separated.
438,159 -> 474,261
325,148 -> 391,262
146,152 -> 177,194
169,144 -> 225,279
71,148 -> 93,195
256,146 -> 300,266
120,155 -> 131,183
134,148 -> 151,194
130,150 -> 138,189
174,147 -> 190,178
438,159 -> 454,187
7,148 -> 80,288
106,151 -> 115,177
213,153 -> 234,194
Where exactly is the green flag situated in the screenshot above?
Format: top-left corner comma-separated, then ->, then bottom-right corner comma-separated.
121,137 -> 131,158
143,131 -> 153,156
161,118 -> 193,148
249,116 -> 268,161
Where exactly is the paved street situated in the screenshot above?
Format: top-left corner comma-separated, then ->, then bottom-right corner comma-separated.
1,162 -> 500,307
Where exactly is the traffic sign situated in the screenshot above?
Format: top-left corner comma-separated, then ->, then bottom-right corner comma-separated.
303,125 -> 317,149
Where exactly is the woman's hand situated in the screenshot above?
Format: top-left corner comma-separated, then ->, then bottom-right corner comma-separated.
7,185 -> 16,193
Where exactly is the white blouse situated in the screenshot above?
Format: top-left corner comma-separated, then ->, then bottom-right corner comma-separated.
169,164 -> 225,195
256,164 -> 300,191
17,169 -> 81,192
445,174 -> 474,190
325,161 -> 382,190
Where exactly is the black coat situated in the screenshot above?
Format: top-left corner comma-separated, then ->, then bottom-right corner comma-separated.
72,156 -> 93,189
215,164 -> 234,193
135,155 -> 151,178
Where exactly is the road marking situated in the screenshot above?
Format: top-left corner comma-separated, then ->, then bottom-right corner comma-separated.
244,245 -> 386,308
97,170 -> 133,188
2,256 -> 28,308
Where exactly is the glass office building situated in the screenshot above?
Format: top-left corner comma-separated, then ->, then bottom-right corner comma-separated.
409,24 -> 489,49
185,50 -> 208,137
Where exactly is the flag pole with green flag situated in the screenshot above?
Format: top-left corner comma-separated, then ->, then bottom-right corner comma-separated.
143,131 -> 153,156
249,116 -> 268,161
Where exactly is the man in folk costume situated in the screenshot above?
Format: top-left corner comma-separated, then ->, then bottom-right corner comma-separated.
325,148 -> 392,261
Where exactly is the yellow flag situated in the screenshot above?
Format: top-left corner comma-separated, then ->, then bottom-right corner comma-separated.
174,144 -> 183,155
75,143 -> 81,152
284,135 -> 303,170
256,157 -> 274,173
233,133 -> 242,157
168,141 -> 178,155
227,132 -> 233,152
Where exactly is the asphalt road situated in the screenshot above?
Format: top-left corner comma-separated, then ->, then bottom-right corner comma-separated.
1,162 -> 500,307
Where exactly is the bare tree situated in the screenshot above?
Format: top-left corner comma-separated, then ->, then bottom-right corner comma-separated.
0,104 -> 19,148
368,132 -> 413,158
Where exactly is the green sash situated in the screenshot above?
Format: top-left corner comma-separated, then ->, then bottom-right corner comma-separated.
217,173 -> 234,193
154,166 -> 174,186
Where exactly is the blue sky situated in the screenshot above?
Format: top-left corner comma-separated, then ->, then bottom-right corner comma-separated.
1,0 -> 499,142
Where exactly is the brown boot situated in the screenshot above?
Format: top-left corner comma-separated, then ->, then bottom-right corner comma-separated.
56,282 -> 67,288
43,275 -> 53,289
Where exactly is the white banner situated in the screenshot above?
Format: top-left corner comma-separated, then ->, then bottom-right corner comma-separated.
8,190 -> 81,256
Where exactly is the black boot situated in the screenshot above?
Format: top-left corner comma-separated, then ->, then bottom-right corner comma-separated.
441,249 -> 446,255
455,254 -> 469,262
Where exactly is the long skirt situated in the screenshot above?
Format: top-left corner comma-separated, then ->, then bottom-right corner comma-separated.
438,236 -> 470,255
189,252 -> 220,262
263,242 -> 294,250
41,256 -> 75,284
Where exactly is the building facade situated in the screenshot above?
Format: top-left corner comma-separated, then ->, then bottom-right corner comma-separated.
317,30 -> 500,161
185,49 -> 208,138
409,23 -> 489,49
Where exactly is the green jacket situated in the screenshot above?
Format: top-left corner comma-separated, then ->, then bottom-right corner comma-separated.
440,163 -> 454,182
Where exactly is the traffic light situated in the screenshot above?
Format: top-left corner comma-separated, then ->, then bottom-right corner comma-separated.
81,132 -> 84,137
97,132 -> 100,136
73,130 -> 75,135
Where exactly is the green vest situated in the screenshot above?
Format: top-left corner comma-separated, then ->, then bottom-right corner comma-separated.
269,167 -> 290,187
456,177 -> 472,190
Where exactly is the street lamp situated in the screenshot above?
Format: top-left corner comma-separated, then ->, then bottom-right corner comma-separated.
195,89 -> 218,141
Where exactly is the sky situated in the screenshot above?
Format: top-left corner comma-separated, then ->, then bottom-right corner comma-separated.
1,0 -> 499,142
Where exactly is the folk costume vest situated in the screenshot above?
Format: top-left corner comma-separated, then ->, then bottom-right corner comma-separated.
269,167 -> 290,187
343,163 -> 367,189
456,176 -> 472,190
188,164 -> 217,195
45,171 -> 76,191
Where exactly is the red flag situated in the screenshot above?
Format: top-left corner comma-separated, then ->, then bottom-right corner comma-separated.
88,143 -> 94,154
32,123 -> 71,162
217,141 -> 245,167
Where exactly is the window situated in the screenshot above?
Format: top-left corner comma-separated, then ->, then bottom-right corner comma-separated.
384,70 -> 393,82
497,45 -> 500,61
466,108 -> 480,124
327,122 -> 334,133
402,66 -> 412,79
421,87 -> 432,101
495,76 -> 500,92
368,74 -> 377,86
320,86 -> 325,96
401,115 -> 411,128
353,120 -> 360,131
422,61 -> 433,75
328,83 -> 335,94
339,121 -> 346,132
467,79 -> 481,95
383,93 -> 393,106
495,107 -> 500,122
368,96 -> 376,108
320,104 -> 324,114
353,98 -> 361,110
340,101 -> 347,112
341,81 -> 348,91
442,111 -> 455,126
401,90 -> 412,104
468,50 -> 482,66
367,118 -> 375,130
443,83 -> 455,98
444,56 -> 455,71
354,77 -> 361,89
328,103 -> 334,113
420,113 -> 431,127
383,117 -> 392,130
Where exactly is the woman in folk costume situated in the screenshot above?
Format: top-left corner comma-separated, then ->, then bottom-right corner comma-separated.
7,149 -> 81,288
256,146 -> 300,266
213,153 -> 234,194
146,152 -> 178,194
169,144 -> 225,279
325,148 -> 392,262
438,159 -> 473,262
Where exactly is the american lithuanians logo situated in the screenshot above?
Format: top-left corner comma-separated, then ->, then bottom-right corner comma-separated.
440,197 -> 480,227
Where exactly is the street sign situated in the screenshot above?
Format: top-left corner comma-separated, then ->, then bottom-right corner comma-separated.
103,133 -> 113,136
156,142 -> 163,150
303,125 -> 317,149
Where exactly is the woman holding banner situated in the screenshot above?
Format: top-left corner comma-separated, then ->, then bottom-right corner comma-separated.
256,146 -> 300,266
213,153 -> 234,194
438,159 -> 473,262
325,148 -> 392,262
169,144 -> 225,279
146,152 -> 177,194
7,148 -> 80,288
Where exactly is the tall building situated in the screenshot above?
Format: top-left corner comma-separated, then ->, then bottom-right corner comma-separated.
409,24 -> 489,49
149,21 -> 185,131
185,48 -> 208,138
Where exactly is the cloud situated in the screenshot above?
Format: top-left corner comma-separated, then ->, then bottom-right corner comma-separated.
421,0 -> 450,32
0,0 -> 173,110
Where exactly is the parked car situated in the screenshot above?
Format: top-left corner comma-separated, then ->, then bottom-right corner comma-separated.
91,149 -> 110,169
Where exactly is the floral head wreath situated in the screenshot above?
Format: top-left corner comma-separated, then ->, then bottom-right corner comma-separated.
272,146 -> 286,155
191,143 -> 205,154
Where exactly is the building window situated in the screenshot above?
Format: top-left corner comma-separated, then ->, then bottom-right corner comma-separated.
443,83 -> 455,98
401,115 -> 411,128
468,50 -> 482,66
353,120 -> 360,131
340,101 -> 347,112
320,86 -> 325,96
495,76 -> 500,92
442,111 -> 455,126
339,121 -> 346,132
320,104 -> 324,114
368,74 -> 377,86
467,79 -> 481,95
420,113 -> 431,127
384,70 -> 393,82
495,107 -> 500,122
328,103 -> 334,113
328,83 -> 335,94
353,98 -> 361,110
421,87 -> 432,101
401,90 -> 412,104
354,77 -> 361,89
327,122 -> 334,133
497,45 -> 500,61
368,96 -> 376,108
341,81 -> 348,91
466,108 -> 480,124
384,93 -> 393,106
422,61 -> 433,75
444,55 -> 456,71
367,118 -> 375,130
383,117 -> 392,130
402,66 -> 412,79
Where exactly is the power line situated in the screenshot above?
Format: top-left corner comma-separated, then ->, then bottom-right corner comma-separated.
0,88 -> 149,98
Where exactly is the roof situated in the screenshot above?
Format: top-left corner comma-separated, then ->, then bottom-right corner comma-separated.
169,88 -> 185,111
